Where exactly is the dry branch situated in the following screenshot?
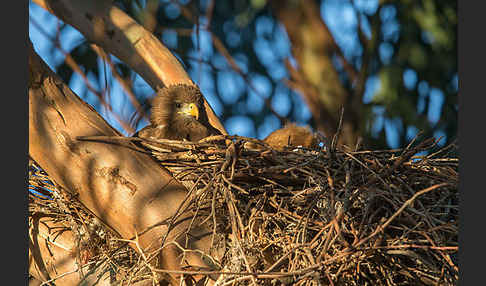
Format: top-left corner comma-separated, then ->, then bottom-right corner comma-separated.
31,131 -> 459,285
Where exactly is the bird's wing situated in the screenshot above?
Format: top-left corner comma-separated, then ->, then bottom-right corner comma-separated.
133,124 -> 167,139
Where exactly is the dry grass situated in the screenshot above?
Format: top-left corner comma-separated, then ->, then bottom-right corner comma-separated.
29,134 -> 458,285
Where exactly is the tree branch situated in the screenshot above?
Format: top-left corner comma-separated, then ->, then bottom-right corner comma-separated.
31,0 -> 226,135
29,40 -> 214,285
269,0 -> 360,146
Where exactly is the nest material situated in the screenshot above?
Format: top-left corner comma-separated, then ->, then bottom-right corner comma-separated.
29,159 -> 149,285
29,135 -> 459,286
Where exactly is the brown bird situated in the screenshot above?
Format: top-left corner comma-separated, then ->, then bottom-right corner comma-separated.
263,123 -> 318,150
245,123 -> 319,151
134,84 -> 221,141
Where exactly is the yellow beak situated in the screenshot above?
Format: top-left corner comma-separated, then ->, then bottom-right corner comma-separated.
178,103 -> 199,120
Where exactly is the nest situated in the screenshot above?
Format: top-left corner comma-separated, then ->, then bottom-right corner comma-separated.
29,135 -> 459,286
29,159 -> 146,284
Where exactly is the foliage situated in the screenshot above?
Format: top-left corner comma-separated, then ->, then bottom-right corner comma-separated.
30,0 -> 458,149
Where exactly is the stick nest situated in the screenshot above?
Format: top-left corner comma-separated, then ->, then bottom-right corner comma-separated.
29,135 -> 459,286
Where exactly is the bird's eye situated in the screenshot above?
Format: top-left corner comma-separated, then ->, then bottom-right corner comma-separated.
175,103 -> 182,108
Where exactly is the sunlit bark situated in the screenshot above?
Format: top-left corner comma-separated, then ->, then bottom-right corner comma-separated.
29,40 -> 214,285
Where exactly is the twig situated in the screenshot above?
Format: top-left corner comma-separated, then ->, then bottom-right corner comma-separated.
354,183 -> 450,248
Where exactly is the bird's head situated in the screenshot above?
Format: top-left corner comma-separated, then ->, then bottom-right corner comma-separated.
150,84 -> 203,126
175,101 -> 199,120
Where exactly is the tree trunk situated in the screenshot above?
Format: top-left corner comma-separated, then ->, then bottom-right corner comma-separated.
270,0 -> 361,147
29,40 -> 214,285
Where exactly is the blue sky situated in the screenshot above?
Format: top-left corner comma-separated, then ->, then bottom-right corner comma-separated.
29,0 -> 448,148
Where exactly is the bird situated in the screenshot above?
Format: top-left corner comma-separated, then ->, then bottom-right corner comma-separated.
263,123 -> 318,150
245,123 -> 319,151
133,84 -> 221,142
